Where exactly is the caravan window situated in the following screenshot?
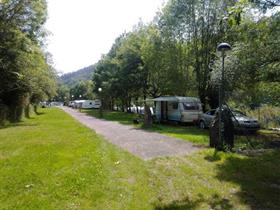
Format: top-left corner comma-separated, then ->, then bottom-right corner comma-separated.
89,102 -> 92,105
183,102 -> 199,110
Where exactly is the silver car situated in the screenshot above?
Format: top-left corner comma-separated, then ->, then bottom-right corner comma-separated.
198,109 -> 260,133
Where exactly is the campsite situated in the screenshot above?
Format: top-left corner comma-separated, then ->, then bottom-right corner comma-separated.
0,0 -> 279,209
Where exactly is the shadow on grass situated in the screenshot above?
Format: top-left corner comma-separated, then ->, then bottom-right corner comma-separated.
35,112 -> 45,115
204,151 -> 222,162
214,149 -> 280,210
155,193 -> 233,210
0,122 -> 38,130
235,132 -> 280,150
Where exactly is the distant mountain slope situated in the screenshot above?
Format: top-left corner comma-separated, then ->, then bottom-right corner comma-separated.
60,65 -> 95,87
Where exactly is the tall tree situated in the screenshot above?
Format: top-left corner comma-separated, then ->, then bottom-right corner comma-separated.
0,0 -> 57,122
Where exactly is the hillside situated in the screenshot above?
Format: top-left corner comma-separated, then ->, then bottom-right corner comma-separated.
60,65 -> 95,87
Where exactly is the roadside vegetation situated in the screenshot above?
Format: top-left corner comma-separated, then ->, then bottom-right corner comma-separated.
83,0 -> 280,114
0,0 -> 57,125
1,108 -> 279,210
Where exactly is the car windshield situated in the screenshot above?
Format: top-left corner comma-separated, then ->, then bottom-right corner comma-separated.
232,110 -> 246,117
183,102 -> 199,110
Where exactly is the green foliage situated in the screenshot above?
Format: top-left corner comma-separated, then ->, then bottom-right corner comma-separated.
54,84 -> 70,102
215,12 -> 280,106
70,80 -> 95,100
92,0 -> 246,110
245,105 -> 280,128
89,0 -> 279,110
0,0 -> 57,123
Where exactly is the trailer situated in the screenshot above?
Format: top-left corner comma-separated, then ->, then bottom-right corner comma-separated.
73,100 -> 101,109
152,96 -> 202,123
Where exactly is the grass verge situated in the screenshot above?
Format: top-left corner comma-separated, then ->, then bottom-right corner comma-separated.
1,108 -> 279,209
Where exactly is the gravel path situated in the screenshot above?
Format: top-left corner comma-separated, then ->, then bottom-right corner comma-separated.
62,107 -> 201,160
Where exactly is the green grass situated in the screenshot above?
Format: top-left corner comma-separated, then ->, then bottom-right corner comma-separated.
1,108 -> 279,209
144,124 -> 209,145
82,109 -> 138,125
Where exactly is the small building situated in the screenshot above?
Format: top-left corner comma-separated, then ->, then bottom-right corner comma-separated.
152,96 -> 202,123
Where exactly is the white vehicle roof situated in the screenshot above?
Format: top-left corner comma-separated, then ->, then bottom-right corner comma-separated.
74,100 -> 85,103
151,96 -> 201,103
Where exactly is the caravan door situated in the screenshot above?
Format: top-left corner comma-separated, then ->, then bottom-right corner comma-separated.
167,101 -> 181,121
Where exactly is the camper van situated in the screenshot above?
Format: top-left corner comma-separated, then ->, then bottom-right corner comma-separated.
153,96 -> 202,124
73,100 -> 101,109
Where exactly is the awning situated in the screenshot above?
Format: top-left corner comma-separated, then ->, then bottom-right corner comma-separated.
150,96 -> 200,103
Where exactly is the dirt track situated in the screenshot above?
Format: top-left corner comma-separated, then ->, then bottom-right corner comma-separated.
62,107 -> 201,160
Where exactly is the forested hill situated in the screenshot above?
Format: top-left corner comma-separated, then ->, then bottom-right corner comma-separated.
60,65 -> 95,87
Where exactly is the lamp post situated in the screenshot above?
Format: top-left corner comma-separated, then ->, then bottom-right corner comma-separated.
98,88 -> 103,118
217,42 -> 231,148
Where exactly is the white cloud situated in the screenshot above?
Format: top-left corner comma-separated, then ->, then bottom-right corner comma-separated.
45,0 -> 165,73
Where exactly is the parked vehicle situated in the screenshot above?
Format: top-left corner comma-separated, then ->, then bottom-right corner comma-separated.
151,96 -> 203,124
50,101 -> 63,107
130,106 -> 154,115
199,109 -> 261,132
69,101 -> 75,107
72,100 -> 101,109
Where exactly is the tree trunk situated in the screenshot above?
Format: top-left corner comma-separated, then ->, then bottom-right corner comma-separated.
0,105 -> 8,126
24,104 -> 30,118
143,105 -> 152,127
34,105 -> 39,115
8,106 -> 23,122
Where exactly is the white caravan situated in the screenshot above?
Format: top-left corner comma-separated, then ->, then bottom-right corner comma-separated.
74,100 -> 101,109
152,96 -> 203,124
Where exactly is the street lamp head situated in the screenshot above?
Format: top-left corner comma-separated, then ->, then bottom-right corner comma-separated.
217,42 -> 231,52
79,95 -> 82,98
98,87 -> 102,92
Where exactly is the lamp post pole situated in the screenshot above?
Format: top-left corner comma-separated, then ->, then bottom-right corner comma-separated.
217,43 -> 231,148
78,95 -> 82,111
98,88 -> 103,118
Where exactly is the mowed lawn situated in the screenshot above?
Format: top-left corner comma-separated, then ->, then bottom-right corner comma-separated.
0,108 -> 280,210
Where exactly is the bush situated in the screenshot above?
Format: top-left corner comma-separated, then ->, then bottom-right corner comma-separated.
245,105 -> 280,129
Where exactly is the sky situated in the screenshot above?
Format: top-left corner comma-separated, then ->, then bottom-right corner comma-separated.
45,0 -> 165,74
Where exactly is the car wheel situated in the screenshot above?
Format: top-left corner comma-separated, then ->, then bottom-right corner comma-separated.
199,121 -> 206,129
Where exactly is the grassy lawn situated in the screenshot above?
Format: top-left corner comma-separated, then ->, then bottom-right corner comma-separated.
82,109 -> 138,125
1,108 -> 279,209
